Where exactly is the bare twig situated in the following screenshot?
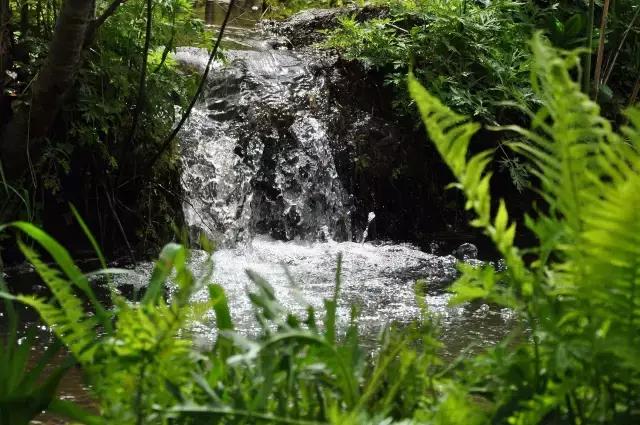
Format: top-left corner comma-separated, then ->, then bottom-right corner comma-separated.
156,180 -> 217,236
104,185 -> 136,264
144,0 -> 237,172
594,0 -> 612,99
584,0 -> 596,94
83,0 -> 127,46
603,7 -> 640,87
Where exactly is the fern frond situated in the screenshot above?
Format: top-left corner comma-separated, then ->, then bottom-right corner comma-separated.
16,295 -> 99,363
408,73 -> 529,292
18,242 -> 85,322
510,38 -> 640,340
576,108 -> 640,347
1,221 -> 112,330
408,73 -> 481,180
408,31 -> 640,423
622,108 -> 640,144
17,243 -> 99,363
508,34 -> 620,246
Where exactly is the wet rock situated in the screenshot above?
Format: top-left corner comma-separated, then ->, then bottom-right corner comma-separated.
454,243 -> 479,260
173,46 -> 212,73
176,47 -> 356,245
174,14 -> 466,247
262,5 -> 390,48
263,37 -> 292,50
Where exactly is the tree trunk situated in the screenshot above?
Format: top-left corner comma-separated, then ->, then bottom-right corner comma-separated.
0,0 -> 93,181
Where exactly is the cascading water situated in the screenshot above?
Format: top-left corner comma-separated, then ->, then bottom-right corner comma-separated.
156,29 -> 517,352
361,211 -> 376,243
176,45 -> 353,245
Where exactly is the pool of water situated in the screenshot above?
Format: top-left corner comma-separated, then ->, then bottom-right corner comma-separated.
2,237 -> 515,423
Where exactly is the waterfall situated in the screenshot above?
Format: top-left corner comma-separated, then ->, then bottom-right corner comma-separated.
158,22 -> 514,352
176,47 -> 353,246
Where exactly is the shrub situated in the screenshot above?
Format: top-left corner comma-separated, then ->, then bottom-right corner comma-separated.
326,0 -> 536,124
1,0 -> 204,253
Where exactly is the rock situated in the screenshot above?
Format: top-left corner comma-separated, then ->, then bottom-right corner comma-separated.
454,243 -> 478,260
262,5 -> 390,48
174,12 -> 466,247
176,47 -> 355,244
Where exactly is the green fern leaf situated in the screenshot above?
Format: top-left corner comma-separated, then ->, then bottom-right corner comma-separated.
17,243 -> 99,363
506,34 -> 620,247
576,109 -> 640,347
408,72 -> 529,294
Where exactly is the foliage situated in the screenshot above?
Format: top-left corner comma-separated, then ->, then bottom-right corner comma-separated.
2,32 -> 640,425
171,262 -> 444,424
534,0 -> 640,107
591,0 -> 640,108
65,0 -> 202,187
0,280 -> 77,425
327,0 -> 640,115
408,32 -> 640,423
1,0 -> 204,251
0,217 -> 446,424
326,0 -> 640,193
265,0 -> 350,18
0,218 -> 211,424
5,0 -> 202,191
326,0 -> 536,124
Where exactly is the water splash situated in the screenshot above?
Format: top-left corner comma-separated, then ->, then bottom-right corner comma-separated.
360,211 -> 376,243
168,26 -> 515,357
114,237 -> 516,355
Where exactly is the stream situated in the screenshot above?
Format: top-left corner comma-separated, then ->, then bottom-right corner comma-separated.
166,0 -> 516,352
4,2 -> 516,422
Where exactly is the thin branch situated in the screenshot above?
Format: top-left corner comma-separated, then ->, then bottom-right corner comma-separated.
83,0 -> 126,46
152,9 -> 176,74
104,185 -> 136,264
603,6 -> 640,87
593,0 -> 612,99
583,0 -> 596,94
154,180 -> 218,236
144,0 -> 237,172
126,0 -> 152,146
94,0 -> 126,31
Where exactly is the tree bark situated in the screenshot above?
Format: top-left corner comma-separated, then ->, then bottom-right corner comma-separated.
0,0 -> 94,181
